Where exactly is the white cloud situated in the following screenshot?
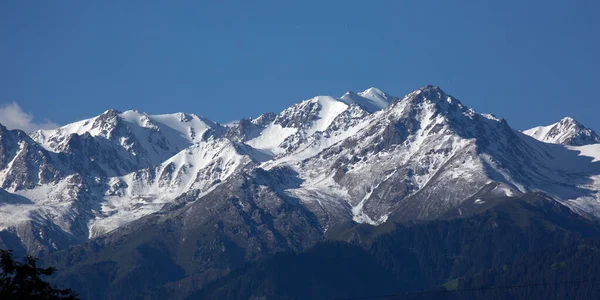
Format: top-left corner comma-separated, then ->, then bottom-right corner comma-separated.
0,102 -> 60,133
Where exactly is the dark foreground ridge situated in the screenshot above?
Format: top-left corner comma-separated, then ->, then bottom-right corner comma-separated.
38,193 -> 600,299
192,194 -> 600,300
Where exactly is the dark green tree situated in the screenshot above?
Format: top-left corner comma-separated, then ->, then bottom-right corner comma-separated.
0,249 -> 78,300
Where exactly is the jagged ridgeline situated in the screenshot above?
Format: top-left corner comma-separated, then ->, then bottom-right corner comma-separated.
0,86 -> 599,299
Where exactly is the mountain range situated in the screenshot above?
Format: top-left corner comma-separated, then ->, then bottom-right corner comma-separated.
0,85 -> 599,299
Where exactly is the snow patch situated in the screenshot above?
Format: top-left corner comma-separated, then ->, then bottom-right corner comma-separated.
246,124 -> 297,154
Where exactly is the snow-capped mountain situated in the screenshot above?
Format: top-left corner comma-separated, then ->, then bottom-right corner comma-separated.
263,86 -> 600,225
240,88 -> 395,157
523,117 -> 600,146
30,109 -> 224,176
1,85 -> 599,256
89,138 -> 263,237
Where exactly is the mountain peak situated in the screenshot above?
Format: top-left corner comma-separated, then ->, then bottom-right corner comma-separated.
400,85 -> 465,110
523,117 -> 600,146
338,87 -> 394,113
342,90 -> 359,97
418,84 -> 442,91
101,108 -> 122,116
414,84 -> 446,97
360,87 -> 385,95
358,87 -> 393,101
558,116 -> 578,125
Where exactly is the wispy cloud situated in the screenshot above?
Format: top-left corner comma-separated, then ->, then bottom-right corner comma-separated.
0,102 -> 60,133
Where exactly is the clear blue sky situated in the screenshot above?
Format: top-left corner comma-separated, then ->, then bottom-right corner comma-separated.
1,0 -> 599,131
